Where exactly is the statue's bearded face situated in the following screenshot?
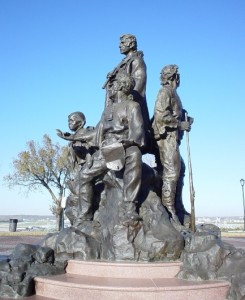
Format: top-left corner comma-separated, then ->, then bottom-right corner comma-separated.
119,37 -> 132,54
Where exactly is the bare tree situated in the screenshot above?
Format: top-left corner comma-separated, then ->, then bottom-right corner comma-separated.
4,134 -> 70,231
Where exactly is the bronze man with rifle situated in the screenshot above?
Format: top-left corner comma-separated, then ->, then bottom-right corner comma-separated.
152,64 -> 193,227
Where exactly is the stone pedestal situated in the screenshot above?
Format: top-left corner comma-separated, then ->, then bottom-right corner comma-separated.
32,260 -> 230,300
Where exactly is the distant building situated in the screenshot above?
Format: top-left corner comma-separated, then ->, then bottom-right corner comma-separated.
196,216 -> 244,231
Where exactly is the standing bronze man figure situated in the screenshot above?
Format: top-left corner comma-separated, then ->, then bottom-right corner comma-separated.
152,64 -> 193,225
103,34 -> 150,138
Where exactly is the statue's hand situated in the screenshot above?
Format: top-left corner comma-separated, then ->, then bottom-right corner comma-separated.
56,129 -> 64,138
179,121 -> 191,132
119,139 -> 133,148
106,72 -> 113,79
56,129 -> 71,140
188,116 -> 194,125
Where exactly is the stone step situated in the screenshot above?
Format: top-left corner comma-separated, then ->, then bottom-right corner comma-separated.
66,260 -> 182,278
0,296 -> 52,300
34,273 -> 230,300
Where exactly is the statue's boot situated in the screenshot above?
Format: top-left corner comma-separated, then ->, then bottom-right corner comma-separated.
73,204 -> 93,228
175,159 -> 190,226
162,180 -> 181,225
121,201 -> 142,225
73,180 -> 94,227
165,204 -> 181,225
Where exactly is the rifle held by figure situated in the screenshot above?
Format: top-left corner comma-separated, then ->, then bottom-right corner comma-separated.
185,112 -> 196,232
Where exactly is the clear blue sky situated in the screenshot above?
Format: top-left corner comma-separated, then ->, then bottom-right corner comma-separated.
1,0 -> 245,217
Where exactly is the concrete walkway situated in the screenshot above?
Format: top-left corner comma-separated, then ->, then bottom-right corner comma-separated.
0,235 -> 244,260
0,235 -> 45,259
222,237 -> 245,249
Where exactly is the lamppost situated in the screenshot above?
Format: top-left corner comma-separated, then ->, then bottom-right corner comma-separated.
240,178 -> 245,231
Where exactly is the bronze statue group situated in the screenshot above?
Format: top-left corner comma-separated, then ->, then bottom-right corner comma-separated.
57,33 -> 193,232
4,34 -> 245,300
